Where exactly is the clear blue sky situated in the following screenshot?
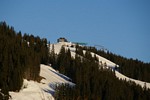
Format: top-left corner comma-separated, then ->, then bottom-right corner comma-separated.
0,0 -> 150,62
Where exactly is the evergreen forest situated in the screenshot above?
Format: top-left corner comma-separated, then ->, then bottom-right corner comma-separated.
81,46 -> 150,83
52,46 -> 150,100
0,22 -> 49,99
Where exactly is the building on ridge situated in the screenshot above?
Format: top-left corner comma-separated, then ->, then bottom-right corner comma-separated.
57,37 -> 68,42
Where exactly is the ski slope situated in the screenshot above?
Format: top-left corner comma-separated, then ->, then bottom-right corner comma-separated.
52,42 -> 150,89
9,64 -> 73,100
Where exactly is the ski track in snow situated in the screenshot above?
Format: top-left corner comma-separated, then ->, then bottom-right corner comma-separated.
10,42 -> 150,100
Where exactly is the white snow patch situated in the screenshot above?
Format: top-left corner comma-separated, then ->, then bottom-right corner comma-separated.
50,42 -> 76,55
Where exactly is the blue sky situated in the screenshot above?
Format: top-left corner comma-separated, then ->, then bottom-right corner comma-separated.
0,0 -> 150,62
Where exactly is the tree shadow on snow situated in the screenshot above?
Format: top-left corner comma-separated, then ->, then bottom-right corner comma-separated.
48,69 -> 72,81
43,88 -> 55,96
43,83 -> 59,96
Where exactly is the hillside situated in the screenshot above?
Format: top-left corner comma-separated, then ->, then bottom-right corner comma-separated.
9,64 -> 73,100
51,42 -> 150,89
1,23 -> 150,99
9,41 -> 150,99
49,42 -> 150,100
7,41 -> 150,100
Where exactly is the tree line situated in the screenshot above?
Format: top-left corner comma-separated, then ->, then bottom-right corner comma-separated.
82,46 -> 150,83
0,22 -> 49,99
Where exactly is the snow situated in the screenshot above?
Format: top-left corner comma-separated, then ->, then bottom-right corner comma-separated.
9,64 -> 73,100
50,42 -> 76,54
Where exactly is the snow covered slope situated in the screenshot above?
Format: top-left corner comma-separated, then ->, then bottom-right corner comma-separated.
51,42 -> 150,89
9,64 -> 73,100
50,42 -> 76,54
115,71 -> 150,88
